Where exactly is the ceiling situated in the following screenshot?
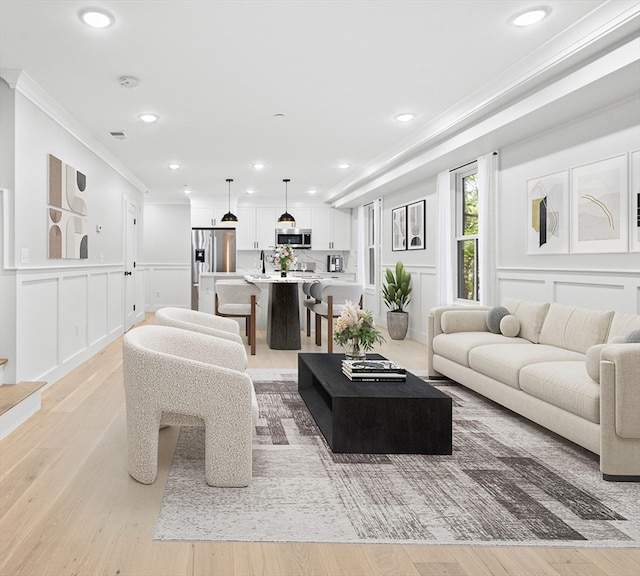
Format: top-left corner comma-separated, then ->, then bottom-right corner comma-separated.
1,0 -> 638,209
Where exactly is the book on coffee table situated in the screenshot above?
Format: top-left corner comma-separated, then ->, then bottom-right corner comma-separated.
342,360 -> 406,374
342,369 -> 407,382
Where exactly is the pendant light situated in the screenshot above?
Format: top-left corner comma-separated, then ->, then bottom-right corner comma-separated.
221,178 -> 238,223
277,178 -> 296,228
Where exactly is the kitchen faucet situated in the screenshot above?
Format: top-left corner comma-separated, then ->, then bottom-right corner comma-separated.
260,250 -> 265,274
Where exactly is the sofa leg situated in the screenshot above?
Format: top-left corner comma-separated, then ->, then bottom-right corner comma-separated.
603,473 -> 640,482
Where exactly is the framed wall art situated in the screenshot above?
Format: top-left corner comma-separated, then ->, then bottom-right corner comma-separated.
526,170 -> 569,254
391,206 -> 406,251
570,154 -> 628,253
406,200 -> 425,250
630,150 -> 639,252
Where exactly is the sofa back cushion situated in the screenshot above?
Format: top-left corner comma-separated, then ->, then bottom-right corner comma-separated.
608,312 -> 640,342
501,298 -> 549,343
538,303 -> 613,353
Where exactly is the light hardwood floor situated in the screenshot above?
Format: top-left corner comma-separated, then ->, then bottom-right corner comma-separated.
1,314 -> 638,576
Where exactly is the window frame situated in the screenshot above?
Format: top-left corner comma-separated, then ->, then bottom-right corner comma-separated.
454,164 -> 480,303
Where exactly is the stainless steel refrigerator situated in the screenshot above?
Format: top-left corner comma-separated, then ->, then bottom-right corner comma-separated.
191,227 -> 236,310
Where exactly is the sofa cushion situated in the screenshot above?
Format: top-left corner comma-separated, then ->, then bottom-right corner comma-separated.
501,298 -> 549,343
441,310 -> 488,334
624,329 -> 640,343
432,332 -> 530,367
608,312 -> 640,342
468,344 -> 584,389
538,303 -> 613,353
487,306 -> 509,333
500,315 -> 521,337
520,362 -> 600,423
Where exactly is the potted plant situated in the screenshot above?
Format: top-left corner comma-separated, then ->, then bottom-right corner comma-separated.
334,301 -> 385,359
382,261 -> 412,340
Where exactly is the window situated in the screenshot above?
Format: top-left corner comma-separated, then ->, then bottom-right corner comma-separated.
455,167 -> 479,301
365,202 -> 376,286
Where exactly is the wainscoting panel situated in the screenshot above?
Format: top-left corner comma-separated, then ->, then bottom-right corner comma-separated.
497,269 -> 639,314
18,277 -> 58,382
108,270 -> 124,335
59,275 -> 88,364
17,266 -> 126,388
88,272 -> 108,346
143,264 -> 190,312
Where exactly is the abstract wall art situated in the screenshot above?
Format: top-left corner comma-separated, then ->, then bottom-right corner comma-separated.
527,171 -> 569,254
392,206 -> 406,251
570,155 -> 628,254
630,150 -> 639,253
407,200 -> 426,250
48,154 -> 88,259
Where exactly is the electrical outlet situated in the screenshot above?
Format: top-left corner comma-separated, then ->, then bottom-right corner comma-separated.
156,291 -> 160,298
21,248 -> 29,263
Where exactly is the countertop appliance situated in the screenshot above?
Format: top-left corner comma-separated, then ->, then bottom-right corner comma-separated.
327,254 -> 344,272
191,227 -> 236,309
275,228 -> 311,249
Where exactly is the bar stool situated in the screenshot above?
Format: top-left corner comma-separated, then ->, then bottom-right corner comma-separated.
302,280 -> 321,337
215,280 -> 261,355
310,282 -> 364,354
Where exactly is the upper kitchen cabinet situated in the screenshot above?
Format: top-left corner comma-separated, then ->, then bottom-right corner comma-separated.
290,207 -> 312,229
312,208 -> 351,250
236,207 -> 277,250
191,204 -> 233,228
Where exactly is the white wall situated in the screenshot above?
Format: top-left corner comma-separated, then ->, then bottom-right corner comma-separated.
1,80 -> 145,387
361,95 -> 640,345
497,96 -> 640,313
142,203 -> 191,311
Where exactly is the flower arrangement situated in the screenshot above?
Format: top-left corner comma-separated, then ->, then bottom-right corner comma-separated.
334,300 -> 385,358
268,244 -> 297,272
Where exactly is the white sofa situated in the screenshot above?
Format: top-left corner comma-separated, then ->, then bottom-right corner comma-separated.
427,298 -> 640,481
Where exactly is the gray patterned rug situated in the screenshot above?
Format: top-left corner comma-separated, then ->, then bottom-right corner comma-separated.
154,370 -> 640,546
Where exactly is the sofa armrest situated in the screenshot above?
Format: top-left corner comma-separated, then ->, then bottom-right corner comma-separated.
427,305 -> 490,377
600,343 -> 640,439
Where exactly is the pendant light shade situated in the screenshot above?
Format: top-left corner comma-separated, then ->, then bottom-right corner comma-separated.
221,178 -> 238,223
277,178 -> 296,228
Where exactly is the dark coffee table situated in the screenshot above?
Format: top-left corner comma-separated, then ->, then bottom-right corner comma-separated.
298,353 -> 452,454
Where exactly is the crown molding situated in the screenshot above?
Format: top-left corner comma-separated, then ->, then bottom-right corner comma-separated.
0,69 -> 149,196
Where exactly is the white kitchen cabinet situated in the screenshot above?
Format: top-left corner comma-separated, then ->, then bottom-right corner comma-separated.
236,207 -> 276,250
291,207 -> 312,229
191,205 -> 233,228
311,207 -> 351,250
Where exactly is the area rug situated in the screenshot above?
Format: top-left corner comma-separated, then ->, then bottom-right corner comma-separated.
154,370 -> 640,546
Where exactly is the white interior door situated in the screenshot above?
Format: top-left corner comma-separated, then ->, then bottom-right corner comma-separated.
124,200 -> 137,331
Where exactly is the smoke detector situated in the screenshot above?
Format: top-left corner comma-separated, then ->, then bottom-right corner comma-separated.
119,76 -> 139,89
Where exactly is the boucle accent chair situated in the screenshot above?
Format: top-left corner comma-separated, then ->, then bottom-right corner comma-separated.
123,325 -> 258,487
215,280 -> 261,356
307,282 -> 364,354
155,306 -> 247,364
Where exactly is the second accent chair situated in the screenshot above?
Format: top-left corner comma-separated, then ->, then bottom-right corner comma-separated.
215,280 -> 262,355
307,282 -> 364,353
123,325 -> 258,487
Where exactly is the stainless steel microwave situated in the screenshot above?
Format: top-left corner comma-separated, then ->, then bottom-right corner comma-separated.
275,228 -> 312,249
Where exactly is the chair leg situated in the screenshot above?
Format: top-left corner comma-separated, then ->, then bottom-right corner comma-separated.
250,294 -> 256,356
327,296 -> 333,354
306,307 -> 311,337
315,312 -> 322,346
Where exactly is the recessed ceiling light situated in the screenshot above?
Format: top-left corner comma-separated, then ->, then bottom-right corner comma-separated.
338,163 -> 351,170
252,163 -> 265,170
183,188 -> 192,195
139,113 -> 158,123
395,113 -> 415,122
168,163 -> 181,170
246,189 -> 255,195
79,8 -> 114,28
308,189 -> 317,195
510,7 -> 550,27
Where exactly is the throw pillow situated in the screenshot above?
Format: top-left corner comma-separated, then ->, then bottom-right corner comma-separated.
624,329 -> 640,343
486,306 -> 509,334
500,315 -> 521,337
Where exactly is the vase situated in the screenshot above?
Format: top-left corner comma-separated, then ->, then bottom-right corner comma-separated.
344,339 -> 366,361
280,269 -> 288,278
